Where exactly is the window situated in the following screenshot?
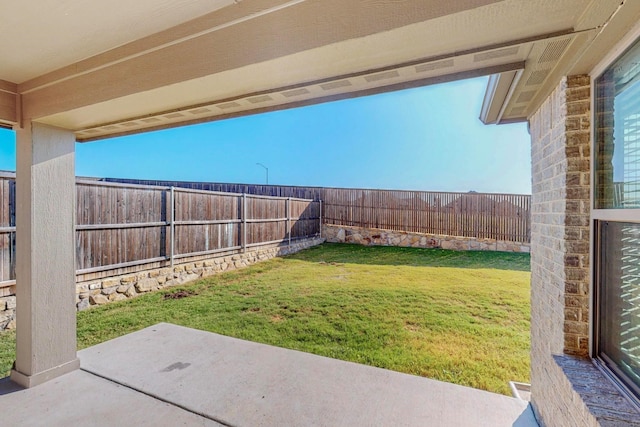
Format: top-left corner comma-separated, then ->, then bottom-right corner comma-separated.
594,35 -> 640,404
595,39 -> 640,209
597,222 -> 640,397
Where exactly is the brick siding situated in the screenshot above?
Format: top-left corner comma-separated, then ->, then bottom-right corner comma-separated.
529,75 -> 593,426
530,76 -> 639,426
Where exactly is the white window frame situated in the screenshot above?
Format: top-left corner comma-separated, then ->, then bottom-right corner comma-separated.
590,19 -> 640,407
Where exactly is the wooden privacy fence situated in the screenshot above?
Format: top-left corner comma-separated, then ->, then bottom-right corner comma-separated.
103,178 -> 532,244
75,182 -> 321,274
0,174 -> 321,287
1,172 -> 531,288
0,175 -> 15,287
102,177 -> 325,200
322,188 -> 531,244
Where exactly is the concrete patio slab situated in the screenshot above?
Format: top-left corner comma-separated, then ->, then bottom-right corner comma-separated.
0,369 -> 223,426
76,323 -> 538,427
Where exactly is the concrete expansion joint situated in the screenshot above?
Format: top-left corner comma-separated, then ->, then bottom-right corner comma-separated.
78,366 -> 236,427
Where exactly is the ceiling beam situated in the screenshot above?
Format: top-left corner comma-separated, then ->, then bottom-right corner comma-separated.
77,62 -> 524,142
20,0 -> 500,121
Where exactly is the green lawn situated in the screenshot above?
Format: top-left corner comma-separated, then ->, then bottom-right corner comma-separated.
0,243 -> 531,395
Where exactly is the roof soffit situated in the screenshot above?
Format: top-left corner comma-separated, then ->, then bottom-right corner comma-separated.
0,0 -> 237,84
3,0 -> 618,138
486,0 -> 640,124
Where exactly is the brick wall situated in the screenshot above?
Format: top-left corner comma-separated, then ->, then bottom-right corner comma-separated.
530,76 -> 640,426
562,77 -> 592,355
529,75 -> 593,426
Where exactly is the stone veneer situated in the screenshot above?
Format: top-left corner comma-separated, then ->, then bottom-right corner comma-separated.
530,76 -> 639,426
323,224 -> 530,253
0,293 -> 15,330
0,237 -> 324,329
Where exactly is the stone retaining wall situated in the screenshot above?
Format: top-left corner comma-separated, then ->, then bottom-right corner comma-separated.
322,224 -> 530,253
0,237 -> 324,330
0,294 -> 15,330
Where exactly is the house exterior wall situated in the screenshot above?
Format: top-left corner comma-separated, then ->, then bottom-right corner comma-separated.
529,75 -> 594,426
530,76 -> 640,426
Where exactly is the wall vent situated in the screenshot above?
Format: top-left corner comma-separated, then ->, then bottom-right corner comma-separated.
164,113 -> 184,119
474,47 -> 519,62
516,90 -> 536,103
539,38 -> 571,63
217,101 -> 242,110
282,88 -> 310,98
415,59 -> 454,73
526,70 -> 549,86
189,108 -> 211,115
365,70 -> 399,82
141,117 -> 162,123
247,95 -> 273,104
320,80 -> 352,90
510,106 -> 527,116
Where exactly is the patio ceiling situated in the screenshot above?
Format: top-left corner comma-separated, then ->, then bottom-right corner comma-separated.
1,0 -> 638,140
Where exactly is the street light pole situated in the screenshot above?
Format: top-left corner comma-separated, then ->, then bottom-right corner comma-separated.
256,163 -> 269,185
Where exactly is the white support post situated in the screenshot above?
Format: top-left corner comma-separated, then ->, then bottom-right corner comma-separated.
11,122 -> 80,388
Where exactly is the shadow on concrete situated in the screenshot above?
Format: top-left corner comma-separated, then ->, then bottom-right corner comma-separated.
0,376 -> 23,396
513,404 -> 539,426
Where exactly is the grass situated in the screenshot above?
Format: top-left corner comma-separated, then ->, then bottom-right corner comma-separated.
0,243 -> 530,395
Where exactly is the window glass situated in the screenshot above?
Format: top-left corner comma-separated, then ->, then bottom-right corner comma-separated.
595,40 -> 640,209
598,221 -> 640,396
594,32 -> 640,405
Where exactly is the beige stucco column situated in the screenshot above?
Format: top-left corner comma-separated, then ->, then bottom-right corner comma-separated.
10,122 -> 79,388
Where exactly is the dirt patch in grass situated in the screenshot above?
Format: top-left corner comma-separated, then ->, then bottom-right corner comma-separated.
404,321 -> 421,332
163,290 -> 197,300
270,315 -> 284,323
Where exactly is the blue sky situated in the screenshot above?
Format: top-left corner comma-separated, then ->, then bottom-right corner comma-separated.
0,76 -> 531,194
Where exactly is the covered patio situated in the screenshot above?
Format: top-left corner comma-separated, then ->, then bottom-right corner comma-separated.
2,0 -> 640,425
1,323 -> 536,426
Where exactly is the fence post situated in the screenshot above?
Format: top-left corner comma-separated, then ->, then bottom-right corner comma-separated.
319,200 -> 323,238
170,186 -> 175,267
287,197 -> 292,247
242,193 -> 247,253
9,178 -> 16,281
